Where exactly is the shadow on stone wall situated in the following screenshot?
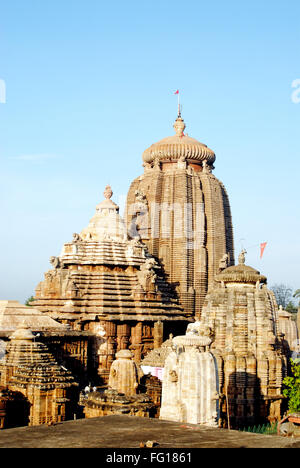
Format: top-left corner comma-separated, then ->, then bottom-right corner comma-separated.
223,371 -> 285,430
5,392 -> 30,429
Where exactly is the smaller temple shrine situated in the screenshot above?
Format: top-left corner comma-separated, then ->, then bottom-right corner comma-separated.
277,306 -> 300,358
160,322 -> 219,426
83,349 -> 156,419
198,250 -> 288,427
0,326 -> 78,427
0,300 -> 92,387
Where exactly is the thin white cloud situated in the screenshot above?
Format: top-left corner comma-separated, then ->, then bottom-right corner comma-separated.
10,154 -> 58,162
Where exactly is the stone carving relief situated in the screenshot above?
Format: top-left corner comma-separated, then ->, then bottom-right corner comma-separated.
72,233 -> 82,243
177,155 -> 186,169
135,190 -> 148,206
137,258 -> 159,291
219,253 -> 229,272
50,256 -> 62,269
238,249 -> 247,265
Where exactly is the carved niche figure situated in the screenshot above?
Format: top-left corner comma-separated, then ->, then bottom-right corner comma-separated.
238,249 -> 247,265
135,190 -> 148,205
137,258 -> 159,291
218,253 -> 229,272
177,155 -> 186,169
50,256 -> 62,269
72,233 -> 82,243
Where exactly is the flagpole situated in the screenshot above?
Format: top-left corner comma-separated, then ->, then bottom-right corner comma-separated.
174,90 -> 181,117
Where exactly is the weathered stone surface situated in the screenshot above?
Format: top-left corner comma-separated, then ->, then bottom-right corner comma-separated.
0,326 -> 78,427
160,323 -> 218,426
0,301 -> 68,331
108,350 -> 140,396
83,389 -> 156,419
277,306 -> 299,356
125,115 -> 234,317
0,414 -> 298,448
34,187 -> 189,382
141,335 -> 173,368
199,253 -> 289,427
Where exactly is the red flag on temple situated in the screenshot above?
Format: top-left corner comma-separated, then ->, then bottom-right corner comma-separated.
260,242 -> 267,259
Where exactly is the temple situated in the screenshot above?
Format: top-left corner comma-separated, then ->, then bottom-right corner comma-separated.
198,250 -> 288,426
0,112 -> 297,432
0,326 -> 78,426
125,115 -> 235,317
33,186 -> 189,382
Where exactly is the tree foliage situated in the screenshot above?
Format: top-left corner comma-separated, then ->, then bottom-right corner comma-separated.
293,289 -> 300,306
25,296 -> 35,307
286,301 -> 298,315
283,359 -> 300,413
271,284 -> 293,309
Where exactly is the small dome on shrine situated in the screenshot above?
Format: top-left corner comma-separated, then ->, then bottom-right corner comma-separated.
80,186 -> 127,242
215,249 -> 267,286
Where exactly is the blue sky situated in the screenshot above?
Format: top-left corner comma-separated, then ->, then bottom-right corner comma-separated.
0,0 -> 299,303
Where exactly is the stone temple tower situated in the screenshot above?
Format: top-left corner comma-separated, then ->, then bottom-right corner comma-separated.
126,113 -> 235,318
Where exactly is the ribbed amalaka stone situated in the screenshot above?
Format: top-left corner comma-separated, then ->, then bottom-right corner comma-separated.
0,327 -> 78,426
199,251 -> 288,427
108,349 -> 140,396
159,322 -> 218,426
34,187 -> 189,382
125,115 -> 234,318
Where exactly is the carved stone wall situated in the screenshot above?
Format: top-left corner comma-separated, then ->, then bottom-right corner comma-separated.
159,324 -> 218,426
125,116 -> 234,318
0,327 -> 78,427
277,306 -> 299,356
199,258 -> 288,427
33,188 -> 190,382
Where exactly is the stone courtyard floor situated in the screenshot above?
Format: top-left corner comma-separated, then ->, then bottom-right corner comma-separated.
0,415 -> 299,449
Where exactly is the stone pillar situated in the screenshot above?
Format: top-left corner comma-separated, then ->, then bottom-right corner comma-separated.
108,350 -> 139,396
153,321 -> 164,349
130,323 -> 143,362
160,325 -> 218,426
117,323 -> 130,351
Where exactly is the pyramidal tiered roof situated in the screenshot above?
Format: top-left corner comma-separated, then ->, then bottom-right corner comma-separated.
0,327 -> 76,390
0,301 -> 68,331
34,186 -> 186,323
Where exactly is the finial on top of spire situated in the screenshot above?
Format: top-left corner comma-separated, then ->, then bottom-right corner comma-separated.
173,116 -> 186,137
103,185 -> 113,200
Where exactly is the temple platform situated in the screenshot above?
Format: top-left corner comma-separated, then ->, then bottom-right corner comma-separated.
0,415 -> 298,448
